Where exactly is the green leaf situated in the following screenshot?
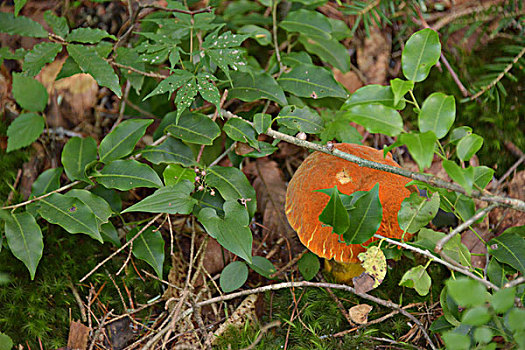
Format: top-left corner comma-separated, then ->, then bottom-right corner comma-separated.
440,286 -> 461,326
100,221 -> 121,247
44,10 -> 69,37
280,9 -> 332,39
202,30 -> 250,79
99,119 -> 153,163
122,181 -> 196,214
449,126 -> 472,144
457,133 -> 483,161
0,12 -> 48,37
196,73 -> 220,109
298,252 -> 321,281
207,166 -> 257,217
56,56 -> 82,80
442,160 -> 474,195
238,24 -> 272,46
127,226 -> 165,278
4,212 -> 43,280
94,160 -> 163,191
462,306 -> 491,326
12,73 -> 48,112
402,28 -> 441,82
61,136 -> 97,182
223,118 -> 258,147
398,192 -> 440,234
254,113 -> 272,134
320,114 -> 362,144
163,165 -> 196,186
508,308 -> 525,331
317,186 -> 350,235
278,64 -> 348,99
474,327 -> 494,345
6,112 -> 44,152
22,42 -> 62,77
67,44 -> 121,98
0,331 -> 13,350
343,183 -> 383,244
249,256 -> 276,278
488,230 -> 525,274
414,228 -> 471,266
298,34 -> 350,72
487,258 -> 509,287
276,105 -> 324,134
342,84 -> 405,110
220,261 -> 248,292
140,136 -> 195,166
197,201 -> 253,263
38,193 -> 102,242
442,332 -> 470,350
31,167 -> 62,197
399,131 -> 437,171
115,47 -> 144,94
14,0 -> 28,16
281,51 -> 313,67
399,265 -> 431,296
143,69 -> 194,100
419,92 -> 456,139
65,189 -> 112,225
166,113 -> 220,145
342,103 -> 404,137
229,72 -> 287,106
491,287 -> 515,314
447,277 -> 488,307
174,77 -> 198,120
390,79 -> 414,106
474,166 -> 494,189
66,27 -> 116,43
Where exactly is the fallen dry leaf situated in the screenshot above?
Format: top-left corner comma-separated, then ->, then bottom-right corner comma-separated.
333,68 -> 363,93
356,26 -> 391,85
67,320 -> 90,350
349,304 -> 373,324
353,272 -> 376,294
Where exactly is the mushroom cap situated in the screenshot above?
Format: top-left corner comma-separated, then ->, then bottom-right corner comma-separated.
285,143 -> 414,263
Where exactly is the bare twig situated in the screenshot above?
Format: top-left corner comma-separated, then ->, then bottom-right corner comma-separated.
272,0 -> 284,73
505,277 -> 525,289
2,180 -> 82,210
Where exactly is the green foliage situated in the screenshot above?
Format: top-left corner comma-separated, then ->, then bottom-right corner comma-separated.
220,261 -> 249,292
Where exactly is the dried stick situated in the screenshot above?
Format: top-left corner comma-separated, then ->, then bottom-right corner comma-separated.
2,180 -> 82,210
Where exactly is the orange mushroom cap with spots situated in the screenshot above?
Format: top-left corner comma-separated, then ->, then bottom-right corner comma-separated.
285,143 -> 415,264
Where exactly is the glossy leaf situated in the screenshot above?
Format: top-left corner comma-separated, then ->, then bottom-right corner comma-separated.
65,189 -> 112,225
207,166 -> 257,216
457,133 -> 483,161
399,131 -> 437,171
238,24 -> 271,46
318,186 -> 350,235
415,228 -> 471,267
6,112 -> 44,152
254,113 -> 272,134
99,119 -> 153,163
166,113 -> 220,145
449,126 -> 472,144
31,167 -> 62,197
488,229 -> 525,274
474,166 -> 494,189
343,184 -> 383,244
343,103 -> 404,136
140,136 -> 195,166
122,181 -> 196,214
163,165 -> 195,186
249,256 -> 276,278
66,27 -> 116,43
447,277 -> 488,307
22,42 -> 62,76
223,118 -> 258,147
100,222 -> 121,247
398,192 -> 440,234
390,78 -> 414,106
12,73 -> 48,112
61,136 -> 97,182
0,12 -> 48,37
298,252 -> 320,281
399,265 -> 431,296
442,160 -> 474,195
229,72 -> 287,106
402,28 -> 441,82
280,9 -> 332,39
276,105 -> 324,134
38,193 -> 102,242
220,261 -> 248,292
67,44 -> 121,98
342,84 -> 404,110
44,10 -> 69,37
197,201 -> 253,263
278,64 -> 348,99
419,92 -> 456,139
94,160 -> 162,191
4,212 -> 43,280
298,34 -> 350,72
127,226 -> 165,278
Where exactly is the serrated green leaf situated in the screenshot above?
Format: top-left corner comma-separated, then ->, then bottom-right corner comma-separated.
0,331 -> 14,350
207,166 -> 257,217
197,201 -> 253,263
38,193 -> 102,242
122,181 -> 196,214
298,34 -> 350,72
163,164 -> 196,186
143,69 -> 194,100
491,287 -> 515,314
461,306 -> 491,326
223,118 -> 258,147
399,265 -> 431,296
0,47 -> 26,60
342,84 -> 405,110
67,44 -> 121,97
342,103 -> 404,136
317,186 -> 350,235
220,261 -> 248,292
115,47 -> 144,94
65,189 -> 112,225
447,277 -> 488,307
254,113 -> 272,134
61,136 -> 97,182
175,77 -> 198,120
229,72 -> 287,106
402,28 -> 441,82
66,27 -> 116,43
12,73 -> 48,112
141,136 -> 195,166
99,119 -> 153,163
44,10 -> 69,37
127,226 -> 165,278
94,159 -> 163,191
457,133 -> 483,161
278,64 -> 347,99
6,112 -> 44,152
0,12 -> 48,37
398,192 -> 440,234
298,252 -> 321,281
56,56 -> 81,80
276,105 -> 324,134
419,92 -> 455,139
488,230 -> 525,274
399,131 -> 437,171
166,113 -> 220,145
197,73 -> 220,109
280,9 -> 332,39
31,167 -> 63,197
4,212 -> 43,280
343,183 -> 383,244
390,78 -> 414,106
22,42 -> 62,76
442,160 -> 474,194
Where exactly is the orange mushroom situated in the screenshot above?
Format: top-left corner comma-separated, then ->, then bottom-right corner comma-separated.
285,143 -> 415,268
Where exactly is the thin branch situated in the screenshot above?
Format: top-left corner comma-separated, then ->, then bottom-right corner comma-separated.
272,0 -> 284,73
505,277 -> 525,289
2,180 -> 82,210
110,61 -> 167,79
